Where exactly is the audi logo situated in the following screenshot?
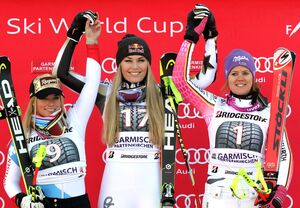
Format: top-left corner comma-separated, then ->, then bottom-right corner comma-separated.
174,193 -> 293,208
178,103 -> 204,119
101,57 -> 118,74
287,105 -> 291,118
254,57 -> 274,74
175,193 -> 203,208
286,194 -> 294,208
176,148 -> 210,165
0,197 -> 4,208
0,151 -> 4,166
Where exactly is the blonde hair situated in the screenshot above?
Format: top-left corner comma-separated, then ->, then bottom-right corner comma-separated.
22,96 -> 65,138
102,63 -> 165,146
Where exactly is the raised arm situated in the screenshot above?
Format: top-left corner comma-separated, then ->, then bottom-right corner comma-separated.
172,4 -> 218,124
52,11 -> 108,114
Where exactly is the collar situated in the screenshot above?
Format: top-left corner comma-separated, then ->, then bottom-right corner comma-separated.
226,94 -> 261,112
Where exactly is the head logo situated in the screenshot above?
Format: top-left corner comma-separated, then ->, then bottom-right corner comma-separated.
0,63 -> 7,71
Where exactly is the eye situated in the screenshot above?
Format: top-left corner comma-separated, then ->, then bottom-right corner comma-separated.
138,58 -> 146,62
242,71 -> 251,76
53,95 -> 60,100
230,72 -> 237,76
124,59 -> 132,63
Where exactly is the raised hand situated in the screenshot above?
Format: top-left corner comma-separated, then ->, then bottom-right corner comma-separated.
67,10 -> 98,42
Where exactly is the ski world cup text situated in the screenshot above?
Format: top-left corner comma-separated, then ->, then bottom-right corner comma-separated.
6,17 -> 183,37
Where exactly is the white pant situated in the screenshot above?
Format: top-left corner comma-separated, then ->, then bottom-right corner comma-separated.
98,160 -> 160,208
202,183 -> 259,208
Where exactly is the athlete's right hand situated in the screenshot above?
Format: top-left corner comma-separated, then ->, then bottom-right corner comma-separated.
67,10 -> 98,42
184,4 -> 210,44
20,195 -> 45,208
85,13 -> 102,45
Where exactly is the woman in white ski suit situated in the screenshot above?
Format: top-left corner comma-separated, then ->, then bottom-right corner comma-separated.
173,4 -> 293,208
3,11 -> 101,208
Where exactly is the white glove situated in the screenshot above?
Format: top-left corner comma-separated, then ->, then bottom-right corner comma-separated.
20,195 -> 45,208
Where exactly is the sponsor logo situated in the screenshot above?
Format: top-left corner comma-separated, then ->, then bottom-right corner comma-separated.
254,57 -> 273,73
286,194 -> 294,208
178,102 -> 203,119
31,60 -> 75,73
233,55 -> 249,62
103,196 -> 115,208
176,148 -> 210,165
175,193 -> 203,208
216,111 -> 268,122
0,151 -> 4,166
44,166 -> 79,176
286,22 -> 300,37
128,43 -> 144,54
120,154 -> 148,159
0,197 -> 4,208
217,153 -> 259,164
1,77 -> 28,156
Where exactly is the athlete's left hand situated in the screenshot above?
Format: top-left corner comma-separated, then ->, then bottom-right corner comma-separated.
259,185 -> 287,208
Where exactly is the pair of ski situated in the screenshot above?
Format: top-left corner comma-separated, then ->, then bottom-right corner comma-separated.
0,57 -> 46,201
160,53 -> 201,208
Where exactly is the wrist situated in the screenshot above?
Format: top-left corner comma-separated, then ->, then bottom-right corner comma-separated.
86,39 -> 98,45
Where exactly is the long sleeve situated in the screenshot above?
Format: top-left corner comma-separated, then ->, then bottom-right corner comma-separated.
172,39 -> 217,124
3,143 -> 22,198
53,38 -> 108,114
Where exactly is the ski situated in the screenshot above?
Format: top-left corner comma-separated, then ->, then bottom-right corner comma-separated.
160,52 -> 178,207
263,48 -> 296,188
0,56 -> 34,194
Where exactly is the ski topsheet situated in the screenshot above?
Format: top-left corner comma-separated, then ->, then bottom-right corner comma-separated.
264,48 -> 296,186
0,56 -> 34,194
160,52 -> 178,207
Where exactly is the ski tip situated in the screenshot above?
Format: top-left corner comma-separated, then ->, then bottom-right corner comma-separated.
0,56 -> 10,73
160,52 -> 177,59
160,53 -> 177,77
273,48 -> 293,71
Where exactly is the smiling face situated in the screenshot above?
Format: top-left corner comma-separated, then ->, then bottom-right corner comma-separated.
36,94 -> 62,117
120,55 -> 148,84
227,66 -> 254,96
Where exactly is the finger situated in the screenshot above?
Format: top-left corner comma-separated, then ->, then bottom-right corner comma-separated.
83,14 -> 95,25
195,4 -> 210,11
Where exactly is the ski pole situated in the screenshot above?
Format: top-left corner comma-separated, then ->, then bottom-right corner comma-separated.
30,145 -> 46,201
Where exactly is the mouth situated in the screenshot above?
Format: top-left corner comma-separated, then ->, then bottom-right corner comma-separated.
129,71 -> 141,76
235,83 -> 247,87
